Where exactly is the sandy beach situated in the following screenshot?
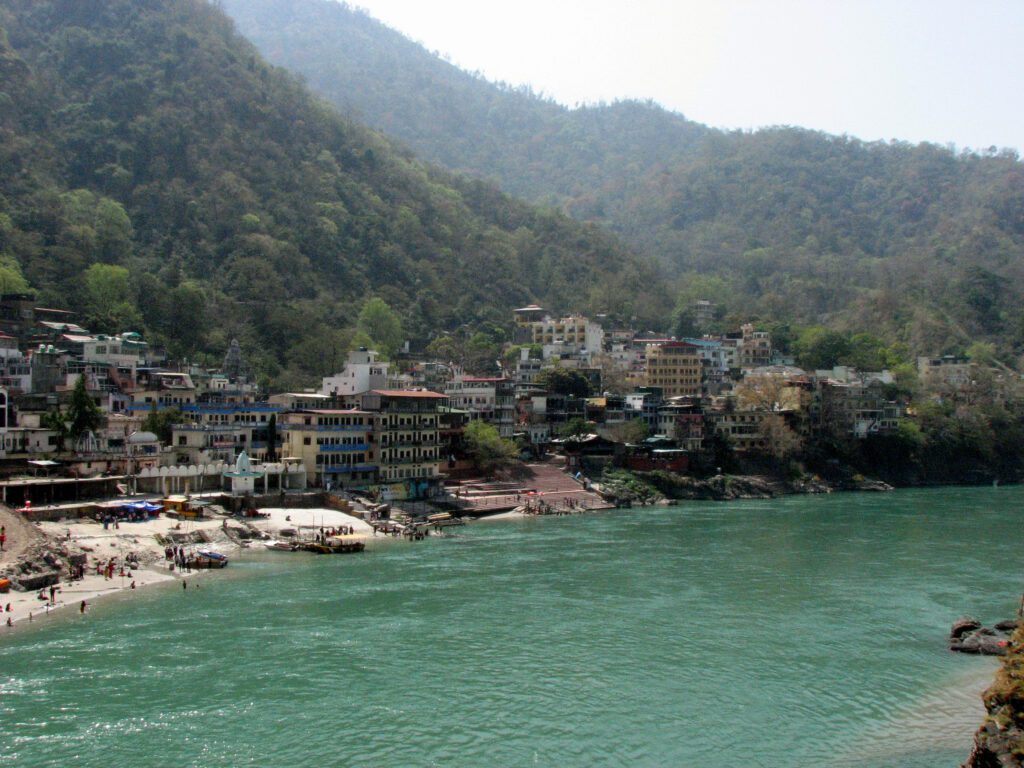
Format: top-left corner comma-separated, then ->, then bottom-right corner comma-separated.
1,504 -> 376,633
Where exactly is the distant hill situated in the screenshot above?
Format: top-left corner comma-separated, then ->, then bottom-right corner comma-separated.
224,0 -> 1024,361
0,0 -> 666,388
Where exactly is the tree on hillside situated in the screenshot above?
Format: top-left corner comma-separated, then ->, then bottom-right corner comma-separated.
357,297 -> 404,357
556,417 -> 595,439
83,263 -> 141,333
463,420 -> 518,475
535,366 -> 591,398
0,256 -> 30,294
68,375 -> 102,443
794,327 -> 852,370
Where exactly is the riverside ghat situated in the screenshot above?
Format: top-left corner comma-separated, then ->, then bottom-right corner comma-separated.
0,454 -> 608,629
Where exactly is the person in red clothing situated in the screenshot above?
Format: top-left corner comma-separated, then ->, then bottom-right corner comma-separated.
0,525 -> 6,551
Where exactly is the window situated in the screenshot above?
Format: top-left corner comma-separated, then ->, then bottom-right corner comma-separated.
303,437 -> 311,446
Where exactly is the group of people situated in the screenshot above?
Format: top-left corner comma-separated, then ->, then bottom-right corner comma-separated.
524,497 -> 587,516
313,525 -> 356,543
165,545 -> 192,572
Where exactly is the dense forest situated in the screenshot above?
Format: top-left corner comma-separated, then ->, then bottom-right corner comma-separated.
224,0 -> 1024,365
0,0 -> 667,388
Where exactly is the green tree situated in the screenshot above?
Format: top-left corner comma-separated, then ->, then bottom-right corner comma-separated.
794,327 -> 852,370
535,366 -> 591,398
83,263 -> 141,332
556,417 -> 595,439
68,375 -> 102,443
463,420 -> 518,474
42,407 -> 69,453
0,255 -> 30,293
357,297 -> 404,356
142,405 -> 185,444
266,413 -> 278,462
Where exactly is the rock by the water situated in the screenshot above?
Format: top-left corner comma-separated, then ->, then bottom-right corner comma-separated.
951,617 -> 1014,656
952,617 -> 984,640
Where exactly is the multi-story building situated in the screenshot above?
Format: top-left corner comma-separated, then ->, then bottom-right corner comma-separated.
705,408 -> 771,452
737,323 -> 772,369
917,355 -> 972,390
644,342 -> 702,398
444,373 -> 517,437
281,408 -> 377,490
171,402 -> 282,464
361,389 -> 446,500
816,380 -> 903,438
525,314 -> 605,360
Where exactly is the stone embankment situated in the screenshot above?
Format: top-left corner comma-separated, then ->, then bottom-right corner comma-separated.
963,624 -> 1024,767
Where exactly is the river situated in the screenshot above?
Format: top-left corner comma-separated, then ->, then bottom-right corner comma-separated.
1,486 -> 1018,767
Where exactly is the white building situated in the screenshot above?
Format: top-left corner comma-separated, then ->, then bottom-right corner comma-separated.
321,348 -> 390,397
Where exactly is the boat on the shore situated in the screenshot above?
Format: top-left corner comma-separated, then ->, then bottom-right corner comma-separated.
187,550 -> 229,569
264,540 -> 297,551
301,537 -> 365,555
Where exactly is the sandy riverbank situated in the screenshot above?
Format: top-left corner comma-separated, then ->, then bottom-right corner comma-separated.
1,505 -> 376,634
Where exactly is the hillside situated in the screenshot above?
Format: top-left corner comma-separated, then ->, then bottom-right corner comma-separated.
0,0 -> 667,388
224,0 -> 1024,362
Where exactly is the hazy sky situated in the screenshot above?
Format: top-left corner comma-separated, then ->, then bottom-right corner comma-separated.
349,0 -> 1022,152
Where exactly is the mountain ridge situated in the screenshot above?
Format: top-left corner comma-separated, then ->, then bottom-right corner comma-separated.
0,0 -> 668,387
223,0 -> 1024,362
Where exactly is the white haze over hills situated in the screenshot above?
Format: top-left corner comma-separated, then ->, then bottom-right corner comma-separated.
349,0 -> 1024,153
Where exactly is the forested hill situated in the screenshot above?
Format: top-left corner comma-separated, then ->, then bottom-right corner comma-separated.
224,0 -> 1024,361
0,0 -> 666,388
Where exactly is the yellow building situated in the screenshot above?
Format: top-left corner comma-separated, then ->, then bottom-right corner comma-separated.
281,409 -> 376,489
644,342 -> 702,398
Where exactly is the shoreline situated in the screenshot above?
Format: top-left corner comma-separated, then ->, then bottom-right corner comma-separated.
3,478 -> 1020,636
1,504 -> 374,636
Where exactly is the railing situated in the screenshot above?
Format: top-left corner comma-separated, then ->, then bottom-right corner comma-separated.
323,464 -> 378,474
280,424 -> 371,432
318,443 -> 369,453
380,456 -> 440,466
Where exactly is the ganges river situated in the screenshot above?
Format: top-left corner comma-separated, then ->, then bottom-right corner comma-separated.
2,486 -> 1020,767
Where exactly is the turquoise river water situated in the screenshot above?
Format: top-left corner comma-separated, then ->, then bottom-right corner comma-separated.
2,487 -> 1021,767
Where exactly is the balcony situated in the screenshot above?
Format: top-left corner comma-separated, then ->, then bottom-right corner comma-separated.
324,464 -> 378,474
318,443 -> 370,453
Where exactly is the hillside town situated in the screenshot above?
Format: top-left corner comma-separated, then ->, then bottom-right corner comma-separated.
0,292 -> 1013,512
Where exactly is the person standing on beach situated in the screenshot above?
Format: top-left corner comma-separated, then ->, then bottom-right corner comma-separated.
0,525 -> 6,551
80,600 -> 86,613
49,584 -> 56,605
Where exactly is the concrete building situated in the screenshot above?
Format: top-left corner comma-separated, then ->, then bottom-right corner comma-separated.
644,342 -> 702,398
444,373 -> 517,438
321,348 -> 390,397
281,408 -> 377,490
361,389 -> 446,500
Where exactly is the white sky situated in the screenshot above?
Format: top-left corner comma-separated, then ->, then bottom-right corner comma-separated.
349,0 -> 1023,152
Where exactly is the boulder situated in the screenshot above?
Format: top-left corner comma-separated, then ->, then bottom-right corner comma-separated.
952,617 -> 983,640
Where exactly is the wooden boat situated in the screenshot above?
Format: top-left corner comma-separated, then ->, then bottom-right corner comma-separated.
301,537 -> 365,555
301,542 -> 333,555
325,536 -> 365,554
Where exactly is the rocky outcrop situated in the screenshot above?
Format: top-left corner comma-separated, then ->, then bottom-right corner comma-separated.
951,617 -> 1017,656
964,626 -> 1024,767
